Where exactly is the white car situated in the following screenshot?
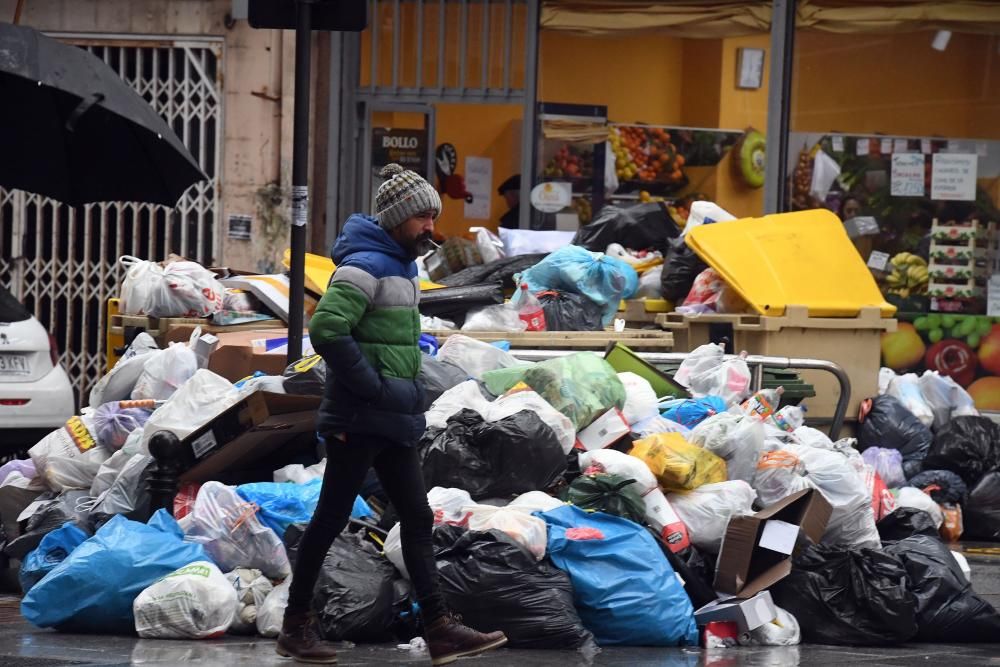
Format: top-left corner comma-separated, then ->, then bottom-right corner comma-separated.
0,286 -> 75,454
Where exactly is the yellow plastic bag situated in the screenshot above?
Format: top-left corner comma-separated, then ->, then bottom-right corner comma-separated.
628,433 -> 727,492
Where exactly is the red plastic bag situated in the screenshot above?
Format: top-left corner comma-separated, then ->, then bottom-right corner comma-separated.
174,482 -> 202,519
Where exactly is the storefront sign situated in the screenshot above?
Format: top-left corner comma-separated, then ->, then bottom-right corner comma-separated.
931,153 -> 977,201
890,153 -> 925,197
463,156 -> 493,220
372,128 -> 428,175
530,182 -> 572,213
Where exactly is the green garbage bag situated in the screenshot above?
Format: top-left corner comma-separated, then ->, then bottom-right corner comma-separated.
483,352 -> 624,430
564,473 -> 645,523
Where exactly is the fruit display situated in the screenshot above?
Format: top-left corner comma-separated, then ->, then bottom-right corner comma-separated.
572,197 -> 593,224
884,252 -> 928,298
790,147 -> 814,209
542,144 -> 593,180
610,125 -> 685,185
732,127 -> 766,189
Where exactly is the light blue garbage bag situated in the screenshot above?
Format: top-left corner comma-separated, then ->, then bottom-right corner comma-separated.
20,510 -> 209,633
539,504 -> 698,647
19,521 -> 90,594
237,478 -> 375,537
520,246 -> 639,325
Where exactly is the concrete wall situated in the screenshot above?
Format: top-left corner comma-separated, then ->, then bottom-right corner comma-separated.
2,0 -> 311,272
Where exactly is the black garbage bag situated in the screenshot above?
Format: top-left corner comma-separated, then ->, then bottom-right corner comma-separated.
3,490 -> 91,561
419,409 -> 566,500
572,202 -> 679,254
771,544 -> 918,645
904,470 -> 969,505
312,529 -> 397,643
883,533 -> 1000,642
390,577 -> 421,641
660,238 -> 707,303
434,525 -> 593,649
963,472 -> 1000,541
857,395 -> 933,479
563,473 -> 645,523
537,291 -> 603,332
655,541 -> 717,610
419,283 -> 504,327
923,417 -> 1000,487
877,507 -> 940,542
283,354 -> 327,396
438,254 -> 547,290
418,356 -> 469,411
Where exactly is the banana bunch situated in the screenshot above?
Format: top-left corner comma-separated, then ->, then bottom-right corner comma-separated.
885,252 -> 928,298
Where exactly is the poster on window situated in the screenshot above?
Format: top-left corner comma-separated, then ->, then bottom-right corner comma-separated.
890,153 -> 925,197
931,153 -> 977,201
464,156 -> 493,220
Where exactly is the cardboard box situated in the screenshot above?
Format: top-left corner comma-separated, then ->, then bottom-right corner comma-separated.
201,329 -> 309,382
713,488 -> 832,599
575,408 -> 630,451
695,591 -> 777,633
178,390 -> 320,484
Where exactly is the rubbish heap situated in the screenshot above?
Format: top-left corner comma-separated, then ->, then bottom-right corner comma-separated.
2,198 -> 1000,649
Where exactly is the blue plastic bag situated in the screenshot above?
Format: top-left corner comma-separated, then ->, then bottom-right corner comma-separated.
19,522 -> 89,594
237,479 -> 375,537
21,510 -> 209,633
539,504 -> 698,646
660,395 -> 727,428
419,333 -> 439,356
520,246 -> 639,325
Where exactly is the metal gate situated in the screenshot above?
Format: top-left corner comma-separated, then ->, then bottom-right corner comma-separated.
0,37 -> 223,402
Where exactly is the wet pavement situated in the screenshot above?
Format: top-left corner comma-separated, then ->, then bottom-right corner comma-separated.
2,549 -> 999,667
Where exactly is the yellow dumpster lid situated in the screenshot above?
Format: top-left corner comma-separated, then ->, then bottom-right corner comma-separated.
282,249 -> 445,294
685,209 -> 896,318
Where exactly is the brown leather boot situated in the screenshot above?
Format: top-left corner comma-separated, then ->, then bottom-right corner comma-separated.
275,609 -> 338,664
425,614 -> 507,666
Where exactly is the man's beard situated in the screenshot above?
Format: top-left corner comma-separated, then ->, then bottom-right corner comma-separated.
410,232 -> 436,257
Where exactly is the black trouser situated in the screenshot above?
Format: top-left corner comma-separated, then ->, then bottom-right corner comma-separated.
286,432 -> 446,622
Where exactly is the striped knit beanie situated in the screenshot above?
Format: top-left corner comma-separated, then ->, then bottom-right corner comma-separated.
374,163 -> 442,231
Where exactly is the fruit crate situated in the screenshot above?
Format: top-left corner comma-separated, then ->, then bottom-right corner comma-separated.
655,305 -> 896,421
928,219 -> 995,313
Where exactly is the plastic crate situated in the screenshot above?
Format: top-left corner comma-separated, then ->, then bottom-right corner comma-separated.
656,305 -> 896,421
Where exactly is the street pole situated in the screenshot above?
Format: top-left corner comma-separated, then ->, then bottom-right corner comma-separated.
763,0 -> 796,214
288,0 -> 313,365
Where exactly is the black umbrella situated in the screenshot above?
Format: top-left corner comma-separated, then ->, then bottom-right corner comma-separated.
0,21 -> 206,207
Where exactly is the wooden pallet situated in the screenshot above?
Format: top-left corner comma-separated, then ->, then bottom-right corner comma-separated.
615,299 -> 673,325
425,328 -> 674,350
109,313 -> 285,341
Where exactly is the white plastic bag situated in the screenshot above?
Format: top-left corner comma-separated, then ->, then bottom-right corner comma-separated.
673,343 -> 724,389
918,370 -> 979,430
668,481 -> 756,553
742,606 -> 801,646
88,333 -> 159,407
226,568 -> 274,635
896,486 -> 944,528
635,265 -> 664,299
689,413 -> 764,484
119,256 -> 225,318
256,577 -> 291,638
133,561 -> 237,639
29,414 -> 111,492
427,486 -> 474,525
792,425 -> 835,450
384,523 -> 409,579
273,459 -> 326,484
141,369 -> 240,451
630,414 -> 691,439
618,372 -> 659,425
89,448 -> 133,498
131,343 -> 199,401
183,481 -> 291,579
465,504 -> 548,560
461,305 -> 527,333
470,227 -> 505,264
89,453 -> 153,517
425,381 -> 492,429
688,357 -> 752,407
579,447 -> 658,494
437,334 -> 530,380
508,490 -> 563,513
886,372 -> 934,428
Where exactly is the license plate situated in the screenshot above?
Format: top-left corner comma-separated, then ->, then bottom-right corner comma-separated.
0,353 -> 30,375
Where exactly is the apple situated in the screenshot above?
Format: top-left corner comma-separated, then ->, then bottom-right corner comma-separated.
925,339 -> 977,387
881,322 -> 926,371
978,325 -> 1000,375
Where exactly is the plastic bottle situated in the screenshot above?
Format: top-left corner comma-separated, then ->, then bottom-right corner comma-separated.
516,284 -> 547,332
742,386 -> 784,422
772,404 -> 806,432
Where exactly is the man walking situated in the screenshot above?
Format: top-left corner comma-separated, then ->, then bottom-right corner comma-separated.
277,164 -> 507,665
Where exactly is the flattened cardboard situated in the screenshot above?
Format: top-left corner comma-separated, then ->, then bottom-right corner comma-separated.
177,390 -> 320,483
695,591 -> 777,633
713,488 -> 832,599
575,408 -> 630,451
